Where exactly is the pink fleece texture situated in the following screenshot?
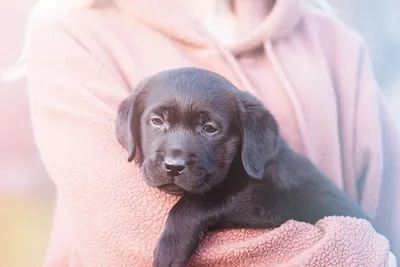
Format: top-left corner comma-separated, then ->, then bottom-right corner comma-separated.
25,0 -> 399,266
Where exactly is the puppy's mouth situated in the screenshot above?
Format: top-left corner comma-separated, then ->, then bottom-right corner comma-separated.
157,183 -> 186,196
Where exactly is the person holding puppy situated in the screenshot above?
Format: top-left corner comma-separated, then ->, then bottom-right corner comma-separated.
9,0 -> 399,265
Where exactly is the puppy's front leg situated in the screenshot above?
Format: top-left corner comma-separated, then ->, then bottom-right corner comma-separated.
153,196 -> 209,267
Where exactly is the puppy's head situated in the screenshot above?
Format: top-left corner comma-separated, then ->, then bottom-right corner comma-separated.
116,68 -> 279,195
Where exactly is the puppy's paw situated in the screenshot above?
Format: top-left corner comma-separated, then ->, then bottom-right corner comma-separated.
153,232 -> 189,267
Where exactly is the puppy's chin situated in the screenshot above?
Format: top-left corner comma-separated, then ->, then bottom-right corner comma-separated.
157,184 -> 186,196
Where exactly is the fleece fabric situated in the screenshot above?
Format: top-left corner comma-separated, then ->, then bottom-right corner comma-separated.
25,0 -> 399,265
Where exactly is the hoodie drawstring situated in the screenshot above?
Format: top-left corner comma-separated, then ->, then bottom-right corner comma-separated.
263,41 -> 313,160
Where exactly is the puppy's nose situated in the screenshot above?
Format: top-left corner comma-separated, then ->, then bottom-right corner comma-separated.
163,156 -> 186,176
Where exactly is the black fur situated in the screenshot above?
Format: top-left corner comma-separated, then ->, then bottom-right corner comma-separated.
116,67 -> 373,267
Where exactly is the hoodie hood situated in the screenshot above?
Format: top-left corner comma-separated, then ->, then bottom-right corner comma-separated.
114,0 -> 304,55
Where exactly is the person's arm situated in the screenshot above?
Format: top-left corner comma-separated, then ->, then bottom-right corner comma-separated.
25,11 -> 172,266
375,95 -> 400,258
353,45 -> 400,259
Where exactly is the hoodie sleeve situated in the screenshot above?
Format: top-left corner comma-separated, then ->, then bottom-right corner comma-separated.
353,44 -> 400,259
25,12 -> 161,266
26,14 -> 132,194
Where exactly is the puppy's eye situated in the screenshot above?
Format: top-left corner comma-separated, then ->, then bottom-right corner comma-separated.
203,124 -> 218,134
150,117 -> 164,126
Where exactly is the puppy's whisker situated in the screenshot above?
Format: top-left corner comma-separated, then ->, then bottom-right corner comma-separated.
202,181 -> 211,192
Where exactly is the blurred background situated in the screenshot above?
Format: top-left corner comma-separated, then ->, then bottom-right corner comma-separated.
0,1 -> 399,266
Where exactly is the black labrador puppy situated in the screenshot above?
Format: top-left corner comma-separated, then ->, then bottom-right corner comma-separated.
116,67 -> 372,267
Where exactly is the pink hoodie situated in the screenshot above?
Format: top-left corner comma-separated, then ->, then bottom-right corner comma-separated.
25,0 -> 399,265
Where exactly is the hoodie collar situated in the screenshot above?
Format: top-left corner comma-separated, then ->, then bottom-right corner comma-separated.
115,0 -> 304,54
114,0 -> 210,48
227,0 -> 304,55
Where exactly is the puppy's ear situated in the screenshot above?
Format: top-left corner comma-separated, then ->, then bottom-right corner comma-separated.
116,81 -> 148,162
236,90 -> 279,180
